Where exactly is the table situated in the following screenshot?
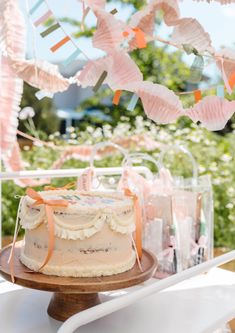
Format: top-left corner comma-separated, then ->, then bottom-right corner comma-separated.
0,268 -> 235,333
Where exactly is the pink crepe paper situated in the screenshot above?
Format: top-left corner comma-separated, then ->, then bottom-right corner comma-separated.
171,17 -> 213,54
136,81 -> 183,124
8,58 -> 70,93
186,96 -> 235,131
216,48 -> 235,94
77,51 -> 143,91
92,9 -> 126,52
2,142 -> 50,187
0,0 -> 25,157
84,0 -> 106,9
1,0 -> 70,94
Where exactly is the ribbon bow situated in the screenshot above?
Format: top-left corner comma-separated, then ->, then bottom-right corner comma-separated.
26,188 -> 68,271
124,188 -> 142,259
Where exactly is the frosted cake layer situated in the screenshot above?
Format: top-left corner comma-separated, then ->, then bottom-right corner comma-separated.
19,190 -> 136,277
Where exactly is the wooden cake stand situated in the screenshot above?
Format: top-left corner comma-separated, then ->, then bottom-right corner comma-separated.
0,241 -> 157,321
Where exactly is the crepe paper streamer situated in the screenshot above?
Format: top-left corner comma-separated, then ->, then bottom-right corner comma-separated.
188,55 -> 204,84
132,28 -> 146,49
229,71 -> 235,90
127,93 -> 139,111
62,49 -> 81,67
113,90 -> 122,105
50,36 -> 70,52
194,90 -> 202,103
35,90 -> 54,100
110,8 -> 118,15
34,10 -> 52,27
29,0 -> 44,15
217,85 -> 225,98
93,70 -> 108,92
40,23 -> 60,38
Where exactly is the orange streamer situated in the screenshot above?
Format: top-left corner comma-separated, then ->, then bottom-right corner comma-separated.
229,71 -> 235,90
26,188 -> 68,270
50,36 -> 70,52
124,188 -> 142,259
132,28 -> 146,49
113,90 -> 122,105
194,89 -> 202,103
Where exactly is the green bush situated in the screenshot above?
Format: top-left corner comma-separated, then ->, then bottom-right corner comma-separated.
2,117 -> 235,249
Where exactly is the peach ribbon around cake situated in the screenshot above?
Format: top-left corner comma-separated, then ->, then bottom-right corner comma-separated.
19,190 -> 136,277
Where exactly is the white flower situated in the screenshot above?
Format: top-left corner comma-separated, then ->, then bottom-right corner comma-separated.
226,203 -> 234,209
19,107 -> 35,120
220,154 -> 232,163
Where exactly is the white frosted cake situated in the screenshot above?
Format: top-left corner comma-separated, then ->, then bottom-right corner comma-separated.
19,190 -> 136,277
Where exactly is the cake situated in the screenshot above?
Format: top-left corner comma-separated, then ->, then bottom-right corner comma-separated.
18,190 -> 136,277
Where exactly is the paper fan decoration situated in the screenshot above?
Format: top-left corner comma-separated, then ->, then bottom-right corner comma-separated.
171,18 -> 213,53
92,9 -> 126,52
8,58 -> 70,93
186,96 -> 235,131
136,81 -> 183,124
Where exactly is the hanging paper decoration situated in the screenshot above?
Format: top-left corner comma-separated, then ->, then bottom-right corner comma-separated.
0,0 -> 25,157
92,9 -> 126,52
186,96 -> 235,131
189,54 -> 204,84
194,90 -> 202,103
171,18 -> 213,54
8,58 -> 70,93
216,85 -> 225,98
50,36 -> 70,52
40,23 -> 61,38
29,0 -> 44,15
62,49 -> 81,67
216,48 -> 235,94
136,81 -> 183,124
127,94 -> 139,111
93,70 -> 108,92
113,90 -> 122,105
34,10 -> 52,27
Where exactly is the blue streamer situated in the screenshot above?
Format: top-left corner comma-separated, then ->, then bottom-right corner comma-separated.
217,85 -> 225,98
29,0 -> 44,15
127,94 -> 139,111
62,49 -> 81,67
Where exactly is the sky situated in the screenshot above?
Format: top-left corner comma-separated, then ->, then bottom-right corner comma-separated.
21,0 -> 235,76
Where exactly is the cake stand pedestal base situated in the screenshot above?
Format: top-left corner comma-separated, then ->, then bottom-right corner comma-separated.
0,242 -> 157,322
47,292 -> 101,321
